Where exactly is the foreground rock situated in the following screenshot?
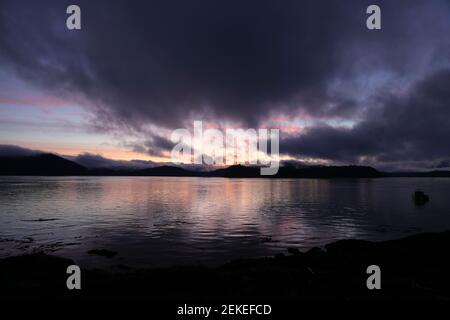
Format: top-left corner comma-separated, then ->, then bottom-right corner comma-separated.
1,231 -> 450,300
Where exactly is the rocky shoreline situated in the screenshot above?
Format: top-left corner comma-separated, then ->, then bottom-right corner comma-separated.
1,231 -> 450,300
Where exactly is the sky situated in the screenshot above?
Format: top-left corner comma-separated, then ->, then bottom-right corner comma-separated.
1,0 -> 450,170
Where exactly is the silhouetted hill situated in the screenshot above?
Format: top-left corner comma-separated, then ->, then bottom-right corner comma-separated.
210,164 -> 261,177
283,165 -> 382,178
87,167 -> 132,176
384,170 -> 450,177
209,164 -> 382,178
133,165 -> 197,176
2,154 -> 450,178
0,153 -> 87,176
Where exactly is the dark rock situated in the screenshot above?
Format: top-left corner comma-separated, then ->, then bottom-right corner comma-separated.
413,190 -> 430,206
287,247 -> 302,255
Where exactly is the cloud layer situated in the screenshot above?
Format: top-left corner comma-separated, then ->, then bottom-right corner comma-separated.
1,0 -> 450,169
282,69 -> 450,170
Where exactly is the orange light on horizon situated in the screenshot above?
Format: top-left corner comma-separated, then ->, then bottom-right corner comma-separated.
2,141 -> 168,162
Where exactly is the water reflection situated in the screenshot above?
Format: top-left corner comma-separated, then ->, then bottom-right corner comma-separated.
1,176 -> 450,268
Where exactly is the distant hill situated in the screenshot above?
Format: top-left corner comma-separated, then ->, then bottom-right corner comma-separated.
209,164 -> 382,178
280,165 -> 382,178
0,153 -> 88,176
1,153 -> 450,178
133,165 -> 197,177
210,165 -> 261,177
384,170 -> 450,178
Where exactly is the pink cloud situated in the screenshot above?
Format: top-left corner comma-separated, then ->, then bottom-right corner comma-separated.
0,96 -> 73,107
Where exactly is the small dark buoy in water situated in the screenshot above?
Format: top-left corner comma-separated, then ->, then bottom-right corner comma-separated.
413,190 -> 430,206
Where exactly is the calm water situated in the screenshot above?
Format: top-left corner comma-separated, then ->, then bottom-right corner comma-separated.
1,176 -> 450,269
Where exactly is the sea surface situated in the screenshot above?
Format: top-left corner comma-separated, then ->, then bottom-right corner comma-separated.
1,176 -> 449,269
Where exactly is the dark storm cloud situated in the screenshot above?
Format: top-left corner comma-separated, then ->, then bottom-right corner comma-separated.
1,0 -> 447,127
281,69 -> 450,167
1,0 -> 450,167
126,135 -> 175,157
436,160 -> 450,169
